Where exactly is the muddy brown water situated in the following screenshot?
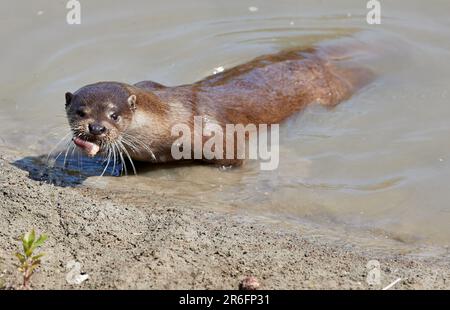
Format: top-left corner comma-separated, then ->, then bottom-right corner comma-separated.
2,0 -> 450,255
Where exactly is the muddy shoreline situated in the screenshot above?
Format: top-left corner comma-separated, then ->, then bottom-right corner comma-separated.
0,148 -> 449,289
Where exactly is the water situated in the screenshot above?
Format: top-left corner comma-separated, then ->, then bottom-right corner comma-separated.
2,0 -> 450,253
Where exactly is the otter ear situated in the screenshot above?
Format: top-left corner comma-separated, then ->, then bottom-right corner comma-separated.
127,94 -> 137,111
65,92 -> 73,108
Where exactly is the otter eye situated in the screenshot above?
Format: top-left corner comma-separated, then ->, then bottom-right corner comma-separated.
110,113 -> 120,121
76,110 -> 86,118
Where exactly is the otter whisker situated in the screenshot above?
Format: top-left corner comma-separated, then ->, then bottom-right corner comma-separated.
122,137 -> 146,153
120,138 -> 141,155
63,141 -> 75,167
130,134 -> 157,160
77,144 -> 81,171
115,142 -> 128,176
117,139 -> 137,175
121,133 -> 157,162
53,137 -> 73,164
100,143 -> 112,177
69,142 -> 77,163
111,142 -> 117,176
47,131 -> 72,162
120,135 -> 154,166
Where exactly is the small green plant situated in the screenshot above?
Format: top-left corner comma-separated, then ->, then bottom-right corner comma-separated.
15,229 -> 47,289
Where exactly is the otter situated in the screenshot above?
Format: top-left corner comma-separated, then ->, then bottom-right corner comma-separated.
65,46 -> 373,171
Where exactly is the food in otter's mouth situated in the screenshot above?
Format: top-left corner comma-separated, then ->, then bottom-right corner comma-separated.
73,137 -> 100,157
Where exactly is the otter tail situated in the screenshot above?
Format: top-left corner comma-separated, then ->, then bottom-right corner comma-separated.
317,31 -> 407,94
312,33 -> 400,106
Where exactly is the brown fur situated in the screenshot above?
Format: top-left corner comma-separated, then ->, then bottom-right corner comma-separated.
65,46 -> 373,167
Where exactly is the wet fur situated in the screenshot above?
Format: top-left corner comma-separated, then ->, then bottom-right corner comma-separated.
65,46 -> 373,169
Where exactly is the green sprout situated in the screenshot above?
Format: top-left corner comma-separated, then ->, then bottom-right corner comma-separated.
15,229 -> 48,289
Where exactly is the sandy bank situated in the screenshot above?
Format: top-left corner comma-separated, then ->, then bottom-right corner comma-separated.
0,149 -> 449,289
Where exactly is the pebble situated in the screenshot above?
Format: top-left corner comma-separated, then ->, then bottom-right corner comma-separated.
239,276 -> 260,290
66,260 -> 89,285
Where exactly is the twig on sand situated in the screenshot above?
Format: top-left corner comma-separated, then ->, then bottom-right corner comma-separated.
382,278 -> 402,290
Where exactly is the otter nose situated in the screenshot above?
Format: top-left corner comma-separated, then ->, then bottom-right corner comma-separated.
88,123 -> 106,135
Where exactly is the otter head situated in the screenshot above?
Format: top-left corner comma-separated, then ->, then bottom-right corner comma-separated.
65,82 -> 136,156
